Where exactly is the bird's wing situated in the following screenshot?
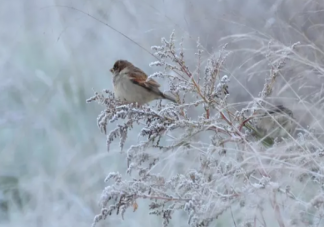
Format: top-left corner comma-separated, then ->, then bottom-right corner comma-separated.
128,67 -> 161,92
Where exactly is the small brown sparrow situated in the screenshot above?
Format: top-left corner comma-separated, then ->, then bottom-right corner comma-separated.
110,60 -> 176,105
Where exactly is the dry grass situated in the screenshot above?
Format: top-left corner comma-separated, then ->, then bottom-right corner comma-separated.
2,0 -> 324,227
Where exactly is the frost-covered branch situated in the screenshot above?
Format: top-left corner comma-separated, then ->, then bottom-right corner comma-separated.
88,32 -> 324,227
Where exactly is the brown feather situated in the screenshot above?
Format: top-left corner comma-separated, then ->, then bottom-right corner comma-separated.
129,67 -> 160,87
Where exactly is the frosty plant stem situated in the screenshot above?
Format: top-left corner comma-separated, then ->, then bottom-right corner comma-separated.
87,32 -> 305,227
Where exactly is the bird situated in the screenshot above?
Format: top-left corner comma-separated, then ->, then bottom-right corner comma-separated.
255,105 -> 296,139
109,60 -> 177,105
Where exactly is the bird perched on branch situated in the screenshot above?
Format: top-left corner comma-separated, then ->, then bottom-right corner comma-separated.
110,60 -> 177,105
243,105 -> 296,146
254,105 -> 296,140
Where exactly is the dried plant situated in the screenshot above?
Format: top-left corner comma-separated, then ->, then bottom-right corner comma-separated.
87,32 -> 324,227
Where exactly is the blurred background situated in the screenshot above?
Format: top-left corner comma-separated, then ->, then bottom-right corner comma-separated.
1,0 -> 324,226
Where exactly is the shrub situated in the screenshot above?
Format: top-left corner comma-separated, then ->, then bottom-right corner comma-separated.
88,32 -> 324,227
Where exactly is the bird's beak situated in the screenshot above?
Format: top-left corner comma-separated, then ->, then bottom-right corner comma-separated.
110,68 -> 114,74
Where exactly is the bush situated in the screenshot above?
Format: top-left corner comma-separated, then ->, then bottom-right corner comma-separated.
88,32 -> 324,227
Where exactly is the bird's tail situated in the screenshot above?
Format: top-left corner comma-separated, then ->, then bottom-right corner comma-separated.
161,93 -> 177,103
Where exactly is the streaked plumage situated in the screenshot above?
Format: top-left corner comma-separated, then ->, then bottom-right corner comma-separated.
255,105 -> 296,139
